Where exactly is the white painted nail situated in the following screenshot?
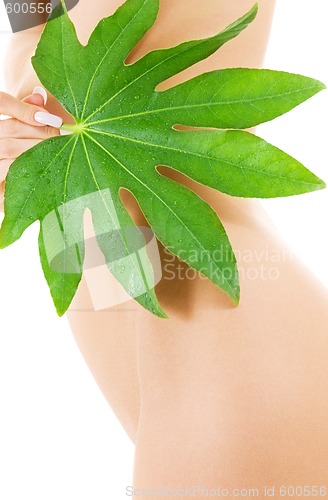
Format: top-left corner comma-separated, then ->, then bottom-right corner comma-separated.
60,129 -> 73,135
32,86 -> 47,106
34,112 -> 63,128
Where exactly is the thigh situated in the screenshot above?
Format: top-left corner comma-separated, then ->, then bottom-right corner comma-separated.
134,240 -> 328,487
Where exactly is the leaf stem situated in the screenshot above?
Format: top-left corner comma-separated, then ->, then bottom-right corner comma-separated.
61,122 -> 86,134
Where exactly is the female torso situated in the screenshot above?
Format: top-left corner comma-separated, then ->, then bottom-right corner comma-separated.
6,0 -> 328,488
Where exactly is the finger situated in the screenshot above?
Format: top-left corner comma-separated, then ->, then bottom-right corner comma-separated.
0,183 -> 4,211
0,118 -> 60,139
0,158 -> 13,183
23,86 -> 48,108
0,91 -> 62,128
0,138 -> 41,160
23,94 -> 45,108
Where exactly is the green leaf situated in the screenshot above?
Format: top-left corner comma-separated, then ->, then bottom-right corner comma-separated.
0,0 -> 325,317
38,224 -> 83,316
110,68 -> 325,130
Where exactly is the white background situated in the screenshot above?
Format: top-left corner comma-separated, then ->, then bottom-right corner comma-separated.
0,1 -> 327,499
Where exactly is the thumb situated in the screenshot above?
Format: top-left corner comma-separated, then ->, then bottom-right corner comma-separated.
23,86 -> 47,108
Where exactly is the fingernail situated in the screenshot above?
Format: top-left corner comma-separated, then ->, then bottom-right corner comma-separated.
60,129 -> 73,135
34,112 -> 63,128
32,86 -> 47,106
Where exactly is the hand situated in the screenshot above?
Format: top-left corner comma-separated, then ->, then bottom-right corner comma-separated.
0,87 -> 64,211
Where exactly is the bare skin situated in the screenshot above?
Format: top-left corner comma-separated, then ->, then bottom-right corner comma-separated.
2,0 -> 328,496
